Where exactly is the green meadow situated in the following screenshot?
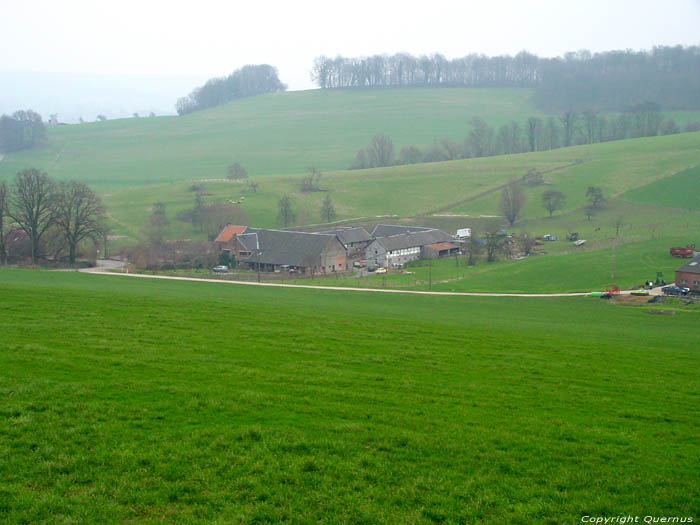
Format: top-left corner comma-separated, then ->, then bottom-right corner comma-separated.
0,88 -> 547,189
98,131 -> 700,245
1,269 -> 699,523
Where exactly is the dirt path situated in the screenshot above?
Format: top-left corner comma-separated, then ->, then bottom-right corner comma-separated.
81,260 -> 599,297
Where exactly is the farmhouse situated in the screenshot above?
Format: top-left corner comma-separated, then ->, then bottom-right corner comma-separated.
319,227 -> 373,259
214,224 -> 347,274
675,254 -> 700,292
365,227 -> 455,268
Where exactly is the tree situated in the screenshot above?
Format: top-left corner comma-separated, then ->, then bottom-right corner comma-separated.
526,117 -> 542,151
586,186 -> 605,208
227,163 -> 248,180
0,181 -> 8,264
584,205 -> 597,221
96,114 -> 107,121
485,231 -> 504,262
8,168 -> 56,263
300,166 -> 322,192
560,111 -> 578,147
320,195 -> 336,223
367,134 -> 395,167
398,146 -> 423,165
277,195 -> 296,227
53,181 -> 107,264
463,233 -> 482,266
499,179 -> 526,226
148,202 -> 169,246
541,190 -> 566,217
467,117 -> 494,157
350,149 -> 368,170
199,202 -> 249,240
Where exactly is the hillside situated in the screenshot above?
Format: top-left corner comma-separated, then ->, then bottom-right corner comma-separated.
0,88 -> 546,189
102,131 -> 700,241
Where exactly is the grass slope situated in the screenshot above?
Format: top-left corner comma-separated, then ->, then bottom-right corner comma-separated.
1,269 -> 699,522
0,88 -> 546,189
102,132 -> 700,239
621,164 -> 700,210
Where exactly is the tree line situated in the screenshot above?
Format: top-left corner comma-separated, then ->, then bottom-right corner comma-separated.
0,169 -> 107,265
0,110 -> 46,153
311,45 -> 700,111
176,64 -> 287,115
350,105 -> 696,170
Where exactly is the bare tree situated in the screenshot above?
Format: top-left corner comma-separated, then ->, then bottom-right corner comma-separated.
518,233 -> 537,256
320,194 -> 336,223
53,181 -> 107,264
499,179 -> 526,226
463,233 -> 482,266
541,190 -> 566,217
0,181 -> 8,264
367,134 -> 395,167
148,202 -> 169,246
277,195 -> 296,228
200,202 -> 249,240
8,168 -> 56,263
586,186 -> 605,208
560,111 -> 578,147
485,231 -> 504,262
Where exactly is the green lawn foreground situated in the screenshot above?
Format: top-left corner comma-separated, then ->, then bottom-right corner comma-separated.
0,270 -> 698,523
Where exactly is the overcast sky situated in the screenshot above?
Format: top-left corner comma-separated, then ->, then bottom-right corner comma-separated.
1,0 -> 698,91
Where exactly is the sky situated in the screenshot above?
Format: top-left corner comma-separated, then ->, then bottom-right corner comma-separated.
0,0 -> 698,119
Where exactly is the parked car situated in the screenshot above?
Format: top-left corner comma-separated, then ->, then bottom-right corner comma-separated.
212,265 -> 229,273
661,285 -> 690,296
367,266 -> 378,272
375,267 -> 387,274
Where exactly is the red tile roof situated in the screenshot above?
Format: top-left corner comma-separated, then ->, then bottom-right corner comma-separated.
214,225 -> 247,243
427,242 -> 458,251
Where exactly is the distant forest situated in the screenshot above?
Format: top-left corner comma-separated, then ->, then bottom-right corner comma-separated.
311,46 -> 700,112
176,64 -> 286,115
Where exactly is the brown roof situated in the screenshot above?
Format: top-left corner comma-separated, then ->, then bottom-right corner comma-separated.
427,242 -> 458,251
677,254 -> 700,275
214,225 -> 247,243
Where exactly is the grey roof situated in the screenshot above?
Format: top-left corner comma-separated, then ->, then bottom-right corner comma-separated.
240,228 -> 341,267
371,224 -> 434,238
319,227 -> 372,245
373,230 -> 454,251
677,254 -> 700,274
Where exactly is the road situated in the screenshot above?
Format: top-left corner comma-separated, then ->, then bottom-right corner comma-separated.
77,259 -> 659,298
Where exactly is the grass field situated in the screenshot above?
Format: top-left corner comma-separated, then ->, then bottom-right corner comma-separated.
97,132 -> 700,244
0,88 -> 548,189
282,235 -> 698,293
1,269 -> 698,522
621,164 -> 700,210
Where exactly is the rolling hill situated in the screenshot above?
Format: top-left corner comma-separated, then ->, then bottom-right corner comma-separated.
0,88 -> 547,189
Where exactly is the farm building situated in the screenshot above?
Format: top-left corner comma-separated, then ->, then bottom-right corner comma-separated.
675,254 -> 700,292
216,227 -> 347,274
365,228 -> 455,268
319,227 -> 373,259
213,225 -> 248,253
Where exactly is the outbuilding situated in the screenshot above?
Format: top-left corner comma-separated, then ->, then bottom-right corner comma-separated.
675,254 -> 700,292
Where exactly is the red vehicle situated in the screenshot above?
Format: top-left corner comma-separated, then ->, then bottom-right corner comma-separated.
670,245 -> 695,258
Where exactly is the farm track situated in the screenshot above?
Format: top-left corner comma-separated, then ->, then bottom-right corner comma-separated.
79,260 -> 648,298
